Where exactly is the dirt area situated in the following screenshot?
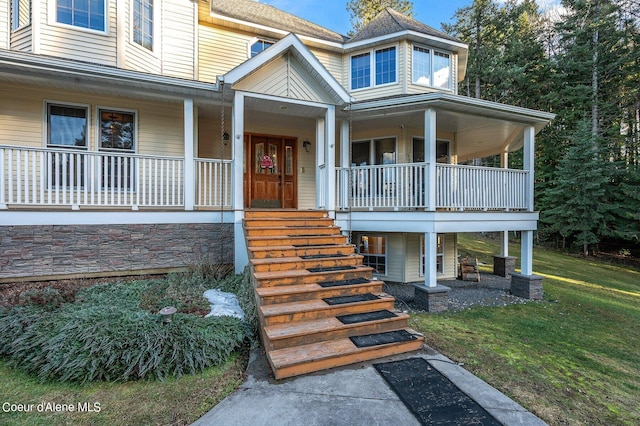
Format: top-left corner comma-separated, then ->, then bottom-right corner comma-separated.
0,275 -> 163,309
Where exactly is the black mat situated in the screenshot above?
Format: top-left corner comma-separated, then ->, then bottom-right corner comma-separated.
300,254 -> 348,260
307,265 -> 356,273
323,293 -> 380,305
336,310 -> 397,324
350,329 -> 417,348
373,358 -> 502,426
318,277 -> 371,288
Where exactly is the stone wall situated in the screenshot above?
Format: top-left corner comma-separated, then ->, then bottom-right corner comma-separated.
0,223 -> 234,280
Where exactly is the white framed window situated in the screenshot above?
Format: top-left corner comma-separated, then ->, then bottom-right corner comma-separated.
11,0 -> 31,31
98,108 -> 137,190
358,234 -> 387,276
250,39 -> 274,57
46,103 -> 89,149
55,0 -> 107,33
352,137 -> 397,166
132,0 -> 153,50
350,45 -> 397,90
420,234 -> 444,276
412,45 -> 451,90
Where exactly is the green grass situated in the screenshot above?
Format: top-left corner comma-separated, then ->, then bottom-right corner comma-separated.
412,234 -> 640,425
0,353 -> 246,425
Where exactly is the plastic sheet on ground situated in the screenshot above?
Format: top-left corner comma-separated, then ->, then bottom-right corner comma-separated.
203,289 -> 245,320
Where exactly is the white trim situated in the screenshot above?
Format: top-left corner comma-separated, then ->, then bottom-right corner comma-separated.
0,210 -> 234,226
521,230 -> 534,275
243,91 -> 331,111
420,233 -> 444,276
184,99 -> 195,211
345,30 -> 468,52
48,0 -> 110,36
222,33 -> 351,105
411,43 -> 453,91
247,36 -> 276,59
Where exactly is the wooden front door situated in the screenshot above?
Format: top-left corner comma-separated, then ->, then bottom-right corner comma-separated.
246,134 -> 297,209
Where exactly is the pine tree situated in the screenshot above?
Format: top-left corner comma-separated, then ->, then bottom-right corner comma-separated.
346,0 -> 414,33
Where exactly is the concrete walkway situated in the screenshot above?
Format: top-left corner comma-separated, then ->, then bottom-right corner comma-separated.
193,346 -> 547,426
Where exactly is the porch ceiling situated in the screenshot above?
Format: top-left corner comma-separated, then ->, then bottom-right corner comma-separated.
345,93 -> 555,161
245,96 -> 327,118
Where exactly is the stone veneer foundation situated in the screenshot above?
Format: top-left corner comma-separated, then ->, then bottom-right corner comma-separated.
413,284 -> 451,312
0,223 -> 233,281
510,272 -> 544,300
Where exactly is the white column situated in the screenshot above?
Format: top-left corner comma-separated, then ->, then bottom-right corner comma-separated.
325,106 -> 336,213
423,232 -> 438,288
500,152 -> 509,256
183,98 -> 195,211
316,116 -> 326,209
523,126 -> 535,212
339,120 -> 350,210
521,230 -> 534,275
232,92 -> 248,274
424,108 -> 436,211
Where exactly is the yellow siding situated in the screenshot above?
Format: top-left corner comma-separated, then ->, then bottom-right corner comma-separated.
123,0 -> 161,75
343,43 -> 405,102
161,0 -> 195,79
0,83 -> 184,157
310,47 -> 343,83
38,0 -> 117,65
0,0 -> 9,48
10,25 -> 31,51
405,233 -> 457,282
198,23 -> 252,83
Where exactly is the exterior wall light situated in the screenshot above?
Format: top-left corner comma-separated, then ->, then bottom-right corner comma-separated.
302,140 -> 311,153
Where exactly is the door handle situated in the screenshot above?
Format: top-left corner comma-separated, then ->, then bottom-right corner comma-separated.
278,175 -> 282,186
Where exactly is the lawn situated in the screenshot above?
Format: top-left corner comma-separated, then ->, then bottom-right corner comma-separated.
411,234 -> 640,425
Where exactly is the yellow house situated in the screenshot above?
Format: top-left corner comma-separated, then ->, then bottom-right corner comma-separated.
0,0 -> 553,295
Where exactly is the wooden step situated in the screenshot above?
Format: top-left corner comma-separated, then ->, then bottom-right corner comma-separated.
260,294 -> 395,325
263,312 -> 411,350
246,234 -> 347,247
253,265 -> 374,287
256,280 -> 383,305
244,217 -> 335,228
248,244 -> 356,259
250,254 -> 363,273
244,225 -> 341,237
245,209 -> 328,219
267,329 -> 424,379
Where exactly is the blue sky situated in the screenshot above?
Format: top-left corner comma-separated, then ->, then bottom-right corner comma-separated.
262,0 -> 471,35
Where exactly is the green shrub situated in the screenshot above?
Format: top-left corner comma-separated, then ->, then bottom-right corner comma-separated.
0,272 -> 255,383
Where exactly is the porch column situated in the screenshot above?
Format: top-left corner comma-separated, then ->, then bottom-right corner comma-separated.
325,106 -> 336,213
232,91 -> 248,274
523,125 -> 535,212
339,120 -> 350,210
521,230 -> 534,275
424,108 -> 436,211
423,231 -> 438,288
315,116 -> 326,209
500,151 -> 509,257
184,98 -> 195,211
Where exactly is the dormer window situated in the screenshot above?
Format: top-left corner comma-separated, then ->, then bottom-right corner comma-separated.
56,0 -> 106,32
412,45 -> 451,90
250,40 -> 274,57
350,46 -> 397,91
133,0 -> 153,50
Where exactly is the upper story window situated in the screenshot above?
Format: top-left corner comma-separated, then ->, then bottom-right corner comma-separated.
47,104 -> 88,149
350,46 -> 397,91
250,40 -> 274,57
133,0 -> 153,50
413,45 -> 451,90
11,0 -> 31,30
56,0 -> 107,32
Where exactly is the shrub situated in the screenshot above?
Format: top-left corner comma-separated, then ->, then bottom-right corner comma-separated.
0,272 -> 255,383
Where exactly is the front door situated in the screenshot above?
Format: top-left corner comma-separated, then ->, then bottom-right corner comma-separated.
247,134 -> 297,209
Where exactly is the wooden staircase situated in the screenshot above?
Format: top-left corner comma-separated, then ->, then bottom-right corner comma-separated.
244,209 -> 424,380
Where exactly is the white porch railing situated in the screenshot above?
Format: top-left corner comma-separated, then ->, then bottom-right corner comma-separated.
336,163 -> 529,211
1,145 -> 231,209
195,158 -> 232,208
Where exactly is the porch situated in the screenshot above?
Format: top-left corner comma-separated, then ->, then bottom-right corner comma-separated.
1,144 -> 529,213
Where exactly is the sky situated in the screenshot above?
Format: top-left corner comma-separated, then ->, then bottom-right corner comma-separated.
261,0 -> 471,35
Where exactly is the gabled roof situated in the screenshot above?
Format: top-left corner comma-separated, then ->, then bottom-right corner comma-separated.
221,33 -> 352,106
209,0 -> 348,44
349,8 -> 461,44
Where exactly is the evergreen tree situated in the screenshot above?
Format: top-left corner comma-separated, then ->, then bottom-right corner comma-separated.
347,0 -> 414,34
